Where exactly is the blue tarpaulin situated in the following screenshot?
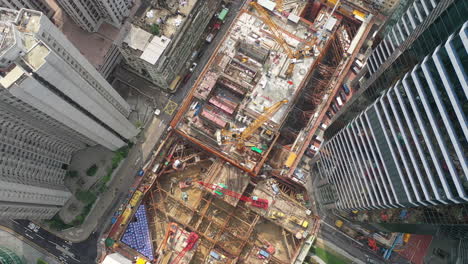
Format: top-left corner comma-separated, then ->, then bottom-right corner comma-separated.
121,205 -> 154,260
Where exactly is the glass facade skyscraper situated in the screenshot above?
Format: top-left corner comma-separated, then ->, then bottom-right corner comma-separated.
312,0 -> 468,238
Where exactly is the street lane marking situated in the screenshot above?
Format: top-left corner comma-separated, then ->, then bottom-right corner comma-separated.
163,100 -> 178,115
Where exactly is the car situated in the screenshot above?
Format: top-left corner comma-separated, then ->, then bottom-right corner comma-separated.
154,109 -> 161,116
189,62 -> 198,72
28,222 -> 40,232
342,83 -> 350,95
330,102 -> 339,113
325,111 -> 333,119
336,96 -> 343,107
206,32 -> 215,43
182,73 -> 192,84
339,91 -> 347,101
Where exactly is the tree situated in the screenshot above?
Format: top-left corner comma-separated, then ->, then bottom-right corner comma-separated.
76,190 -> 97,204
150,23 -> 160,35
86,164 -> 98,176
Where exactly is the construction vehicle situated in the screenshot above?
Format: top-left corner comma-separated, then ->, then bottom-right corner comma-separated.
220,99 -> 288,150
269,210 -> 285,220
289,216 -> 309,229
170,232 -> 199,264
198,181 -> 269,209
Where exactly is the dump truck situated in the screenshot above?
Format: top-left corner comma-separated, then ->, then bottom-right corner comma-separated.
268,210 -> 285,220
289,216 -> 309,229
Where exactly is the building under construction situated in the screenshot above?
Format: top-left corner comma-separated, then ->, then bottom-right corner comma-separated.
104,0 -> 378,263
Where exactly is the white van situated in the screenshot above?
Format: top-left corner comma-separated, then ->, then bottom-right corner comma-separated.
336,96 -> 343,107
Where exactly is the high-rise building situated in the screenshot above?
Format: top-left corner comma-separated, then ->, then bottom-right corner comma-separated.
0,0 -> 53,17
55,0 -> 130,32
0,7 -> 138,219
312,0 -> 468,238
119,0 -> 220,91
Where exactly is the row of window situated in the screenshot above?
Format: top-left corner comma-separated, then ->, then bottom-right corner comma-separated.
40,31 -> 130,117
0,95 -> 80,159
0,204 -> 58,218
0,189 -> 67,204
0,91 -> 86,150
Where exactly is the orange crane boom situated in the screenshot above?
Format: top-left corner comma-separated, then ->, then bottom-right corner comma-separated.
198,181 -> 269,209
250,1 -> 296,59
222,99 -> 288,150
170,232 -> 199,264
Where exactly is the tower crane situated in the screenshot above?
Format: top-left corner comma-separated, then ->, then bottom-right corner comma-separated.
198,181 -> 269,209
219,99 -> 288,150
250,1 -> 317,77
250,1 -> 296,60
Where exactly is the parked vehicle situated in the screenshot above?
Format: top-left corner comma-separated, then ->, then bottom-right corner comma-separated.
217,6 -> 229,23
206,32 -> 215,43
339,91 -> 347,101
336,96 -> 343,107
189,62 -> 198,72
330,102 -> 339,113
326,111 -> 333,119
269,210 -> 285,220
342,83 -> 350,95
182,73 -> 192,84
289,216 -> 309,229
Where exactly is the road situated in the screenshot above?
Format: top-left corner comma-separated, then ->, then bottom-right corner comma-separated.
318,216 -> 412,263
1,219 -> 98,264
0,1 -> 248,264
167,0 -> 247,105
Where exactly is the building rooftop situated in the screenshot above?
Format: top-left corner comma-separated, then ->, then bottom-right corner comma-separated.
121,0 -> 199,66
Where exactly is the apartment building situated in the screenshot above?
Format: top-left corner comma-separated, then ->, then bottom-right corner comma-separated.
55,0 -> 130,32
0,8 -> 138,219
312,0 -> 468,238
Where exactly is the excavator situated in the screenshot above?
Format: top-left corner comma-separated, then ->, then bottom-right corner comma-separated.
250,1 -> 317,77
218,99 -> 288,150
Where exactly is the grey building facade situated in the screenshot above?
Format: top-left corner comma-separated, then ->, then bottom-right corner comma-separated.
312,0 -> 468,238
0,8 -> 138,219
55,0 -> 130,32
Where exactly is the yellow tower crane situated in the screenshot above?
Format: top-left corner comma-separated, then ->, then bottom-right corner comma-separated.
250,1 -> 296,59
221,100 -> 288,150
250,1 -> 317,77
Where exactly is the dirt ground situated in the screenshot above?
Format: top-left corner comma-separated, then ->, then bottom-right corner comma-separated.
254,221 -> 292,263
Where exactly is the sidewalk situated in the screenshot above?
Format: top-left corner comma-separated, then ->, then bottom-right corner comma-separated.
315,238 -> 365,264
44,116 -> 167,243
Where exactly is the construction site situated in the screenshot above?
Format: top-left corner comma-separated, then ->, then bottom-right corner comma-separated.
104,0 -> 376,263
